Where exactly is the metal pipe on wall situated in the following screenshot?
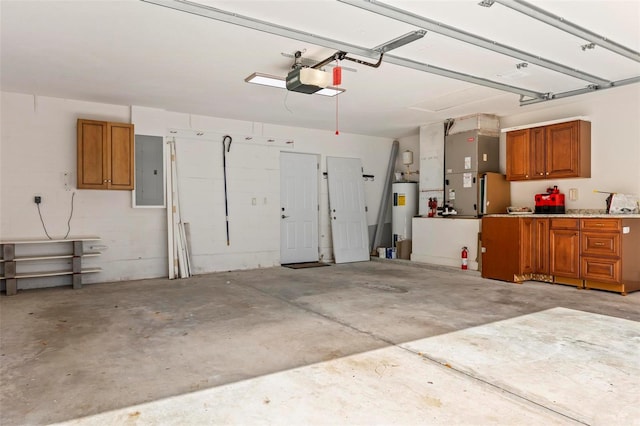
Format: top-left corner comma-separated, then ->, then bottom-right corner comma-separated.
371,140 -> 399,253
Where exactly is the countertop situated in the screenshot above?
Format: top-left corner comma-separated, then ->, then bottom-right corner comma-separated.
485,213 -> 640,218
415,210 -> 640,219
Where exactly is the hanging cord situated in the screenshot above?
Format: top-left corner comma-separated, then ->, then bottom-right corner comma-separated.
334,58 -> 342,135
335,89 -> 339,135
37,202 -> 53,240
36,191 -> 75,240
283,90 -> 293,114
64,192 -> 76,239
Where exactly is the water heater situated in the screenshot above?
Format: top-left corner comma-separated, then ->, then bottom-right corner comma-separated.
392,182 -> 418,246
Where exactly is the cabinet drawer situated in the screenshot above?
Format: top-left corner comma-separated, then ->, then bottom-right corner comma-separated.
581,232 -> 620,257
550,218 -> 579,229
581,257 -> 621,283
581,219 -> 620,231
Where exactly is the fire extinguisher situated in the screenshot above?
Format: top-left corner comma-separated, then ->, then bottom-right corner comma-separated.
461,246 -> 468,270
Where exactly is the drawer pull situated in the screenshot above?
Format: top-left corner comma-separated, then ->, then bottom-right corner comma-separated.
594,242 -> 606,247
594,223 -> 604,226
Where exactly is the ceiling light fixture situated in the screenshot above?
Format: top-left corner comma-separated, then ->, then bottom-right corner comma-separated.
244,72 -> 345,96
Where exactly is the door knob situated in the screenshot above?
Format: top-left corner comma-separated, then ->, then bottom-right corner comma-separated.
281,215 -> 289,219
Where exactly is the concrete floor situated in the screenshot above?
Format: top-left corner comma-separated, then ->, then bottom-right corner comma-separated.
1,260 -> 639,425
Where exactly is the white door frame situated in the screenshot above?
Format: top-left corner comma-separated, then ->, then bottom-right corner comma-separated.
280,151 -> 320,264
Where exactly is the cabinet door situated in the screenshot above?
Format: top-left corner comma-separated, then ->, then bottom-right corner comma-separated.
108,123 -> 134,190
77,119 -> 108,189
481,217 -> 521,282
530,127 -> 546,179
506,129 -> 530,181
533,219 -> 549,274
546,121 -> 580,178
519,218 -> 534,274
550,229 -> 580,278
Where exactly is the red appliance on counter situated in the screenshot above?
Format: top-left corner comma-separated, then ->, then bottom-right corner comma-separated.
535,186 -> 565,214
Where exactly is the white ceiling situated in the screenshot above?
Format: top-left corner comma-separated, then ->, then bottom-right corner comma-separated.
2,0 -> 639,138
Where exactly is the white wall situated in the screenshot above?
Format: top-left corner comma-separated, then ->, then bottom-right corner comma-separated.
500,86 -> 640,210
418,122 -> 446,215
0,92 -> 395,287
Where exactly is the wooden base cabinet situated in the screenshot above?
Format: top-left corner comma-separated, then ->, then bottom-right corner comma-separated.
481,217 -> 549,283
482,216 -> 640,295
580,219 -> 640,295
481,217 -> 529,283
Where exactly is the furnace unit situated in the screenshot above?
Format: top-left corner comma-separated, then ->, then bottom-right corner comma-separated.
444,130 -> 507,217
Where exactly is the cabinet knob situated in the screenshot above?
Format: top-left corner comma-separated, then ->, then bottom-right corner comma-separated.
539,173 -> 543,176
525,175 -> 529,178
546,172 -> 549,175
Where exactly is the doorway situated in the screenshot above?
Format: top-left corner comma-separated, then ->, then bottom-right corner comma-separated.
280,152 -> 319,264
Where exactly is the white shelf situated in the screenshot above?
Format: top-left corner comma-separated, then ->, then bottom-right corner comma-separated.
0,268 -> 102,280
0,236 -> 100,245
1,238 -> 102,295
0,252 -> 101,263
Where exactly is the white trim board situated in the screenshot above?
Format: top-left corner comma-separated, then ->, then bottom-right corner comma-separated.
501,116 -> 591,132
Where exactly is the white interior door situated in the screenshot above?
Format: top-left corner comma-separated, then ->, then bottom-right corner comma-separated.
280,152 -> 319,264
327,156 -> 370,263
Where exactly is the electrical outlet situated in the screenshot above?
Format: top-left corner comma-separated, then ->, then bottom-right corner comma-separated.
569,188 -> 578,201
63,171 -> 72,191
34,195 -> 42,204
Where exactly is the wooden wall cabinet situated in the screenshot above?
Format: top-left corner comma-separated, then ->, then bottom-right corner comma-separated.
77,119 -> 134,190
506,120 -> 591,181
